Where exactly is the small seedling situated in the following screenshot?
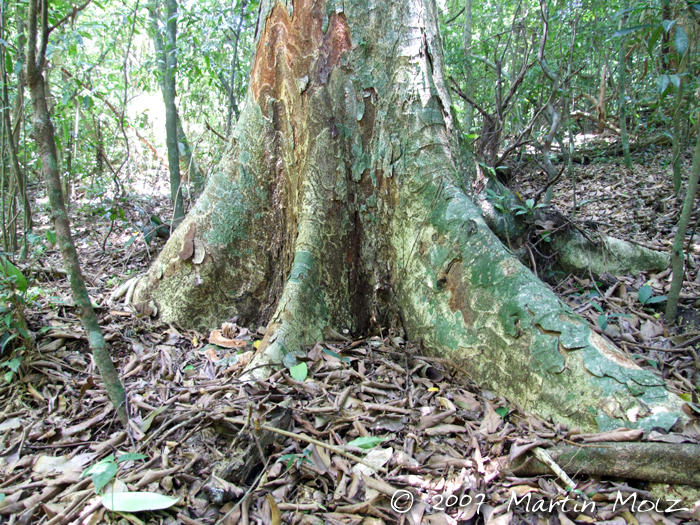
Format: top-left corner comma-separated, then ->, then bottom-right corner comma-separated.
637,284 -> 666,305
290,362 -> 308,382
279,448 -> 314,471
597,313 -> 633,331
1,358 -> 22,383
81,453 -> 148,494
512,198 -> 547,217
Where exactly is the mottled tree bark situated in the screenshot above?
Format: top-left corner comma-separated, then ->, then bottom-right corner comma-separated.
666,129 -> 700,320
134,0 -> 684,432
150,2 -> 204,193
618,24 -> 633,170
26,0 -> 127,426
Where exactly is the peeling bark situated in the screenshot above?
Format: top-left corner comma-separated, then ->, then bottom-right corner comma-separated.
134,0 -> 685,431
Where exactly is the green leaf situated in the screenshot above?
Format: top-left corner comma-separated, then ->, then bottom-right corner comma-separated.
648,26 -> 663,56
633,354 -> 658,369
321,347 -> 341,359
657,75 -> 670,96
46,231 -> 57,245
138,406 -> 168,433
692,3 -> 700,12
117,453 -> 148,463
88,460 -> 118,494
290,362 -> 308,382
279,454 -> 299,470
638,285 -> 653,304
612,25 -> 652,38
674,26 -> 688,55
1,333 -> 17,353
495,406 -> 509,419
662,19 -> 676,33
100,492 -> 179,512
124,235 -> 138,249
2,358 -> 22,372
321,347 -> 351,363
0,260 -> 27,292
81,456 -> 115,478
347,436 -> 386,449
0,493 -> 4,504
669,75 -> 681,89
598,314 -> 608,331
645,295 -> 667,304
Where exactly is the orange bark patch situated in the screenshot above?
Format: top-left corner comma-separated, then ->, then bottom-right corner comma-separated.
250,1 -> 351,113
445,261 -> 473,326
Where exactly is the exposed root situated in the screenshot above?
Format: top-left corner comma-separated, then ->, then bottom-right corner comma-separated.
510,442 -> 700,487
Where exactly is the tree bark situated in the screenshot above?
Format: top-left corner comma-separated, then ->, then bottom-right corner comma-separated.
1,0 -> 32,260
666,126 -> 700,320
156,0 -> 185,225
149,1 -> 204,193
671,52 -> 687,196
462,0 -> 473,133
25,0 -> 128,426
133,0 -> 684,432
618,25 -> 633,170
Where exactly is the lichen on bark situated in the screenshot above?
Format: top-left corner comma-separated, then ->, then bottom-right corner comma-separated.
133,0 -> 685,431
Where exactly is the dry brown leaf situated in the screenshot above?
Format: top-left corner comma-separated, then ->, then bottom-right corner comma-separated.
575,428 -> 643,443
479,402 -> 502,434
486,511 -> 512,525
267,494 -> 282,525
423,512 -> 457,525
209,329 -> 247,348
424,424 -> 467,436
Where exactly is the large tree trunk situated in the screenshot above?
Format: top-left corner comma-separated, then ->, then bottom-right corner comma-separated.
133,0 -> 684,432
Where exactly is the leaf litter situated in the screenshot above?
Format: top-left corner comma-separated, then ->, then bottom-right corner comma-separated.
1,318 -> 699,524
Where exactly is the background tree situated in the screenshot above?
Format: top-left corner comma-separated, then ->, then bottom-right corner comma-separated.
24,0 -> 127,424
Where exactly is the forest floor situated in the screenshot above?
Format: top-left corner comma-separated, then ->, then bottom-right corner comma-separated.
1,143 -> 700,525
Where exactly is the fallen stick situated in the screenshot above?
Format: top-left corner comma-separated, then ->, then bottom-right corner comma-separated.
510,442 -> 700,486
222,417 -> 389,475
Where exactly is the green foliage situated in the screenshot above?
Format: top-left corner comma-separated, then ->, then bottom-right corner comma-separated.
511,199 -> 547,218
320,346 -> 351,362
0,357 -> 21,384
81,453 -> 148,494
597,313 -> 633,332
0,256 -> 32,375
81,456 -> 119,494
100,492 -> 179,512
347,436 -> 387,449
279,449 -> 313,471
485,189 -> 509,214
637,284 -> 666,305
289,362 -> 308,382
439,0 -> 698,171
